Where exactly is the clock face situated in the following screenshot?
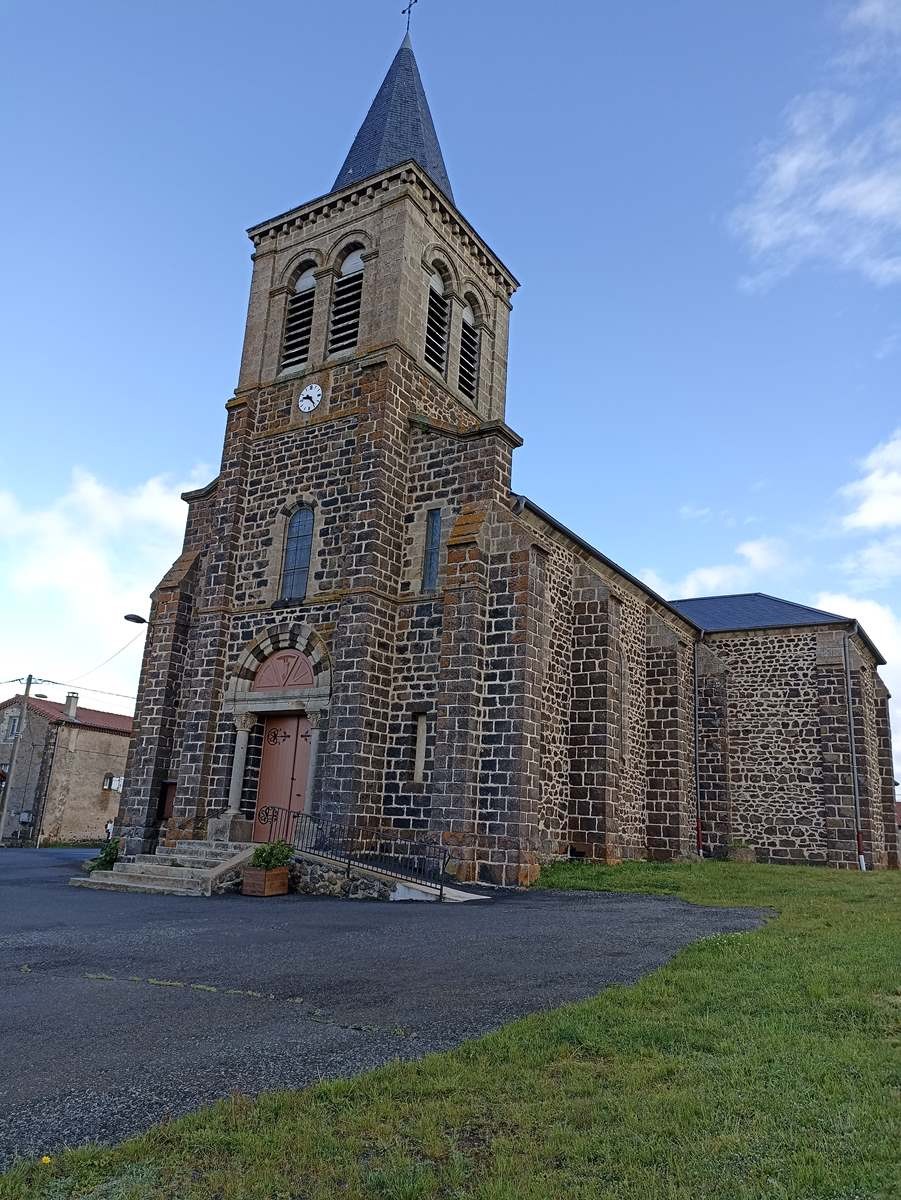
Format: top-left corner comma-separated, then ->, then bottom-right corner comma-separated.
298,383 -> 322,413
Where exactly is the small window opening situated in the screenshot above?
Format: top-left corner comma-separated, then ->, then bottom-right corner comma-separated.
282,507 -> 314,601
424,271 -> 450,374
281,268 -> 316,370
5,716 -> 19,741
413,713 -> 428,783
458,302 -> 480,402
328,250 -> 364,354
422,508 -> 442,591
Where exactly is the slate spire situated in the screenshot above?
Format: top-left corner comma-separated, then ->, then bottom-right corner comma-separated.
332,34 -> 454,202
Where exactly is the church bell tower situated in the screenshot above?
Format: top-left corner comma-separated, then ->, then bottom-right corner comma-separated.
121,34 -> 522,866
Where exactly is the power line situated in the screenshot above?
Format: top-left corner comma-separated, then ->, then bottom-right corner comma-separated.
68,633 -> 144,683
31,678 -> 137,703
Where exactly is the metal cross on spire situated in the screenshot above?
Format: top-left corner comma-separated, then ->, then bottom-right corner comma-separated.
402,0 -> 418,34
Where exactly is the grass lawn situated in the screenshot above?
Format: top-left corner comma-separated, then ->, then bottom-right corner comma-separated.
3,861 -> 898,1200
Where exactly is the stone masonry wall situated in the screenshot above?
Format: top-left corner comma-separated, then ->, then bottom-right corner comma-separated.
705,629 -> 826,864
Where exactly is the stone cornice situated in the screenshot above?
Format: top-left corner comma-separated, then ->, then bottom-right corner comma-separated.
246,162 -> 519,296
409,414 -> 524,449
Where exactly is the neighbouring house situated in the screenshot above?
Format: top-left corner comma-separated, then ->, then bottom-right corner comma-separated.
118,35 -> 897,879
0,693 -> 132,844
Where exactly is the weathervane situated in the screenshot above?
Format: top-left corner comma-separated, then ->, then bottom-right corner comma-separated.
402,0 -> 418,33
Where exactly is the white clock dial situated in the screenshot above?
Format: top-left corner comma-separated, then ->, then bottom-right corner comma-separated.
298,383 -> 323,413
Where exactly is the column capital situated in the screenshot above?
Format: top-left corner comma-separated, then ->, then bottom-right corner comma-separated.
307,710 -> 326,730
235,712 -> 258,733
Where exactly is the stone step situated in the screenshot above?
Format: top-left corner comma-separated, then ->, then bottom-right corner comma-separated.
137,853 -> 229,869
114,862 -> 210,882
172,839 -> 254,855
70,875 -> 205,897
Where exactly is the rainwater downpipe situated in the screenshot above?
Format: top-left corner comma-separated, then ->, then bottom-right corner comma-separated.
693,637 -> 703,856
842,622 -> 866,871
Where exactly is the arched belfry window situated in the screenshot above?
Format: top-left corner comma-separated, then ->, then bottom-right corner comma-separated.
328,249 -> 365,354
281,507 -> 314,602
424,269 -> 450,374
281,267 -> 316,370
458,300 -> 481,403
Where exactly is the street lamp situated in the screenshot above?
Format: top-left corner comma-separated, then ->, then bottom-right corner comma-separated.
124,614 -> 148,625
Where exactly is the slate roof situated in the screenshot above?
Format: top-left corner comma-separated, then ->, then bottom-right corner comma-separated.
668,593 -> 850,632
0,694 -> 133,736
332,34 -> 454,202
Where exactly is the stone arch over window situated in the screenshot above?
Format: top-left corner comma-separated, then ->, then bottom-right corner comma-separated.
227,623 -> 332,718
458,290 -> 483,404
424,259 -> 453,375
327,241 -> 367,355
280,261 -> 317,370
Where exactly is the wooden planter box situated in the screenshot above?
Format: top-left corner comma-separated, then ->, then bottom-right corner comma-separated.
242,866 -> 289,897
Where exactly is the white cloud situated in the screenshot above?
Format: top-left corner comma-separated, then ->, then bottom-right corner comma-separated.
731,2 -> 901,290
731,93 -> 901,289
875,328 -> 901,359
642,537 -> 788,599
679,504 -> 712,520
737,537 -> 786,571
0,466 -> 209,716
842,0 -> 901,65
843,534 -> 901,585
840,427 -> 901,530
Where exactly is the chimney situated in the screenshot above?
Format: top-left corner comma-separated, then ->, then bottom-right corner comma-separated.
64,692 -> 79,720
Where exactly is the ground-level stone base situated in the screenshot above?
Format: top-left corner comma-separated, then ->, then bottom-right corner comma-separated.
288,859 -> 394,900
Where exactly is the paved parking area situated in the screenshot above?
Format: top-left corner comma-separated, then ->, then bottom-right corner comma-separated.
0,849 -> 763,1165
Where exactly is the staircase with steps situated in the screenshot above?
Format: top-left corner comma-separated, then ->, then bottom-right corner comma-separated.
69,839 -> 254,897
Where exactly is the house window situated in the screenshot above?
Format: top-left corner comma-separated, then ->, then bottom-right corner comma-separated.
4,716 -> 19,741
281,267 -> 316,370
282,507 -> 315,601
328,249 -> 364,354
424,270 -> 450,374
421,508 -> 442,592
458,302 -> 480,403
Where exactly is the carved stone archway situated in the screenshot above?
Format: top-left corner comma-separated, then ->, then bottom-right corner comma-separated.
210,625 -> 332,840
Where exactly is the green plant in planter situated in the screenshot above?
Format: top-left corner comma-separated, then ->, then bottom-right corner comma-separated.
250,840 -> 294,870
87,839 -> 119,873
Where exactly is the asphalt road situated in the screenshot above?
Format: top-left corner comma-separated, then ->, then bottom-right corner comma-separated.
0,849 -> 764,1166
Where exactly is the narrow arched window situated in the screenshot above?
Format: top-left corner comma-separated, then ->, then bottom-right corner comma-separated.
458,300 -> 481,403
281,507 -> 314,601
281,267 -> 316,370
328,249 -> 364,354
424,270 -> 450,374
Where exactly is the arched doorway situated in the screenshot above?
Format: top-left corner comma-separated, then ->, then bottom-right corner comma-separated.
250,650 -> 316,842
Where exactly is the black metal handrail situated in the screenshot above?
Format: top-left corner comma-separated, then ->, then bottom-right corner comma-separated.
255,806 -> 449,900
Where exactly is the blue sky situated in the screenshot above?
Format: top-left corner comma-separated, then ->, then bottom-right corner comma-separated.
1,0 -> 899,741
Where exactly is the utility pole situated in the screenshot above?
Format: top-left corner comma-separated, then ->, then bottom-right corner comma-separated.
0,674 -> 32,844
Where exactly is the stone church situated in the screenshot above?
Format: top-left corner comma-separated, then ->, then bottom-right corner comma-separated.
119,36 -> 898,881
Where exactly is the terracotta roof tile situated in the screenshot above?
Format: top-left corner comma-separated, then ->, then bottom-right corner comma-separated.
0,694 -> 133,735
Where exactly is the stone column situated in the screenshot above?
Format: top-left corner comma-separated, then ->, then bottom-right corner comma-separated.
304,711 -> 323,815
207,712 -> 257,843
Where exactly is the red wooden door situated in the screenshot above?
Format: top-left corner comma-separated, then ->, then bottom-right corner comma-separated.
252,715 -> 312,842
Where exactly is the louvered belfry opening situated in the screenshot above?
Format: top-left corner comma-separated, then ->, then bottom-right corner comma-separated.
328,249 -> 365,354
424,270 -> 450,374
458,302 -> 480,403
281,268 -> 316,370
